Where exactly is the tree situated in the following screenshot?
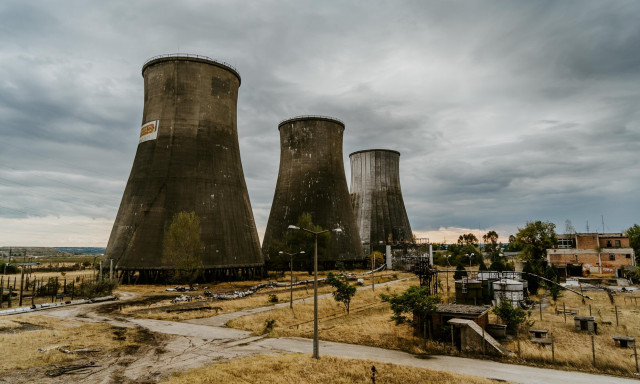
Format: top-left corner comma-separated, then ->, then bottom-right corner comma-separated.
453,263 -> 467,280
478,258 -> 488,271
626,224 -> 640,264
326,272 -> 356,313
483,230 -> 499,252
381,286 -> 440,331
564,219 -> 576,235
544,266 -> 562,301
162,211 -> 204,287
522,260 -> 541,295
493,299 -> 528,331
457,233 -> 479,246
514,221 -> 557,262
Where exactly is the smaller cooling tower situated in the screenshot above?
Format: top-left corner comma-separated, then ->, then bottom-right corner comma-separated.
262,116 -> 364,265
349,149 -> 413,254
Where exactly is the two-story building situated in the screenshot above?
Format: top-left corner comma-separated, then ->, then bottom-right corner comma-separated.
547,233 -> 635,276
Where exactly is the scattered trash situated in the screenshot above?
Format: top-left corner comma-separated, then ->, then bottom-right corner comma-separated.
165,286 -> 196,292
171,295 -> 193,303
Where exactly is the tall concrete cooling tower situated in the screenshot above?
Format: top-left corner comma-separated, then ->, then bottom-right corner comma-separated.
349,149 -> 413,255
105,54 -> 263,282
262,116 -> 364,266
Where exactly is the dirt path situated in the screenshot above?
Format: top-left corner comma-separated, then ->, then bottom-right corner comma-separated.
6,281 -> 638,384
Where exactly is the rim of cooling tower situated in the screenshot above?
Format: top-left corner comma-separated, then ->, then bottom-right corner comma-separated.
142,53 -> 241,84
278,115 -> 345,129
349,149 -> 401,157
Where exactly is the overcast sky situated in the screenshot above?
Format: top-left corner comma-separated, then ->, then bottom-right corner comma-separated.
1,0 -> 639,247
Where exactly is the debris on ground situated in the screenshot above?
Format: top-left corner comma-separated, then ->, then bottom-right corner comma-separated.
45,361 -> 99,377
171,295 -> 193,303
165,286 -> 196,292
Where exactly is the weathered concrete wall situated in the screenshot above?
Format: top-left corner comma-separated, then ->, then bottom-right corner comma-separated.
105,55 -> 262,270
349,149 -> 412,255
262,116 -> 364,264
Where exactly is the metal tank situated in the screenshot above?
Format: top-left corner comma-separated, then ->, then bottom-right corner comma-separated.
262,116 -> 364,266
105,54 -> 263,282
349,149 -> 413,255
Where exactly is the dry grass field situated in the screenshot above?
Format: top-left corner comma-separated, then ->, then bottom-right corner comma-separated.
227,277 -> 444,354
114,271 -> 412,322
160,354 -> 515,384
0,314 -> 150,373
499,289 -> 640,377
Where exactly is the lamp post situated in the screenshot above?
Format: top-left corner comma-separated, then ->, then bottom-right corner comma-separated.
465,253 -> 475,268
279,250 -> 305,309
288,224 -> 342,359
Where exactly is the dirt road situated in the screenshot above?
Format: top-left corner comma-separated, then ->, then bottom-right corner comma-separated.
4,284 -> 638,384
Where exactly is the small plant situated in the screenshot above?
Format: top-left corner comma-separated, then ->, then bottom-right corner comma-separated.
263,319 -> 276,334
493,299 -> 528,331
326,272 -> 356,313
380,285 -> 440,333
268,294 -> 279,303
392,274 -> 398,280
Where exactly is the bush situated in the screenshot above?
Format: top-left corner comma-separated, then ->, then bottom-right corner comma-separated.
381,285 -> 441,335
268,294 -> 279,303
493,299 -> 528,331
75,279 -> 118,299
0,263 -> 20,274
453,263 -> 467,280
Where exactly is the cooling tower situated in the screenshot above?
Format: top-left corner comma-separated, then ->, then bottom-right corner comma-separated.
105,54 -> 263,281
349,149 -> 413,255
262,116 -> 364,265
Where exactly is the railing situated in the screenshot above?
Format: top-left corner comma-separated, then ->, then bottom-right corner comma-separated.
278,115 -> 345,126
142,53 -> 239,73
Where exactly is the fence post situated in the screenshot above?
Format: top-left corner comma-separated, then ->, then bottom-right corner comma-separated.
615,305 -> 618,327
517,327 -> 521,358
551,333 -> 555,363
19,266 -> 25,306
563,302 -> 566,323
1,276 -> 4,308
591,335 -> 596,367
634,344 -> 639,373
539,300 -> 542,321
589,303 -> 592,316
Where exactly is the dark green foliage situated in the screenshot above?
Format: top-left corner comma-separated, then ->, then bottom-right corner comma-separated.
268,294 -> 279,303
514,221 -> 557,261
522,260 -> 541,295
626,267 -> 640,284
478,258 -> 488,271
544,266 -> 562,301
493,299 -> 528,331
263,319 -> 276,334
75,279 -> 118,298
326,272 -> 356,313
457,233 -> 479,245
626,224 -> 640,264
0,263 -> 20,274
380,286 -> 440,330
453,263 -> 467,280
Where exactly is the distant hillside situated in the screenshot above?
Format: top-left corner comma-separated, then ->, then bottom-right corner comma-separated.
0,247 -> 71,258
53,247 -> 106,255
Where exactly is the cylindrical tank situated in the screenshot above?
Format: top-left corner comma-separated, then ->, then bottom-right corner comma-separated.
262,116 -> 364,265
349,149 -> 412,254
105,54 -> 263,278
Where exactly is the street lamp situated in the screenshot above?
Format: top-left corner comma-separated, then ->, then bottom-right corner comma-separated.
279,250 -> 305,309
465,253 -> 475,268
288,224 -> 342,359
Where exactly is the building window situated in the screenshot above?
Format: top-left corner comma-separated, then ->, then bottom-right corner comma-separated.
606,240 -> 612,247
615,240 -> 621,248
609,254 -> 615,261
558,238 -> 574,249
627,254 -> 632,259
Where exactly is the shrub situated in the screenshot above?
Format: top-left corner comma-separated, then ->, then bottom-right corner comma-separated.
493,299 -> 528,331
326,272 -> 356,313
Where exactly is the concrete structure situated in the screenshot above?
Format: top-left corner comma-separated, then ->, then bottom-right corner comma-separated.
432,303 -> 491,330
548,233 -> 635,276
262,116 -> 364,266
447,318 -> 509,356
612,336 -> 635,348
574,316 -> 597,333
105,55 -> 263,281
349,149 -> 413,255
493,279 -> 525,307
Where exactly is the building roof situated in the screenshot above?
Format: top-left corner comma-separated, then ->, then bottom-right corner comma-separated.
435,303 -> 491,317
